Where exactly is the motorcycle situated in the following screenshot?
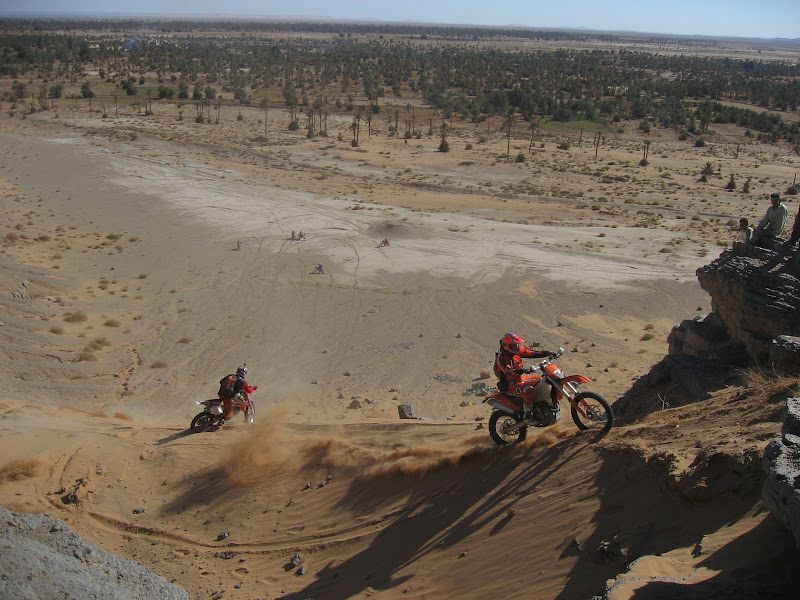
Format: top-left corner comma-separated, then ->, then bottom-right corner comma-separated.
483,347 -> 612,444
190,391 -> 256,433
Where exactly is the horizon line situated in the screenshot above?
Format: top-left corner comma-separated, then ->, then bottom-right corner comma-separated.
0,13 -> 798,43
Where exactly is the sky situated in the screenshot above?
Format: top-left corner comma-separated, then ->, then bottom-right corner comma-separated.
0,0 -> 797,39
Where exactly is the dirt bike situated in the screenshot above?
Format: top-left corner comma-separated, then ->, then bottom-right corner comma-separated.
190,391 -> 255,433
483,347 -> 613,444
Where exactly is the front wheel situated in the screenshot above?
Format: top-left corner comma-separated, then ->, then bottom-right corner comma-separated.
191,412 -> 214,433
489,411 -> 527,445
244,400 -> 255,424
570,392 -> 613,433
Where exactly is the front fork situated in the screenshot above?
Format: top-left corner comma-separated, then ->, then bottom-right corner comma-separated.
547,378 -> 588,417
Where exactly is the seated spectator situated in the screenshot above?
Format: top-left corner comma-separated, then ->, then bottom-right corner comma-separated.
752,192 -> 789,248
737,217 -> 753,243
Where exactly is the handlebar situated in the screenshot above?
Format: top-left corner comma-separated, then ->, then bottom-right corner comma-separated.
531,347 -> 565,371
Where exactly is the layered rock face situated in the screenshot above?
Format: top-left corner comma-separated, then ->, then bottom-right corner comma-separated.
0,506 -> 188,600
696,243 -> 800,367
763,397 -> 800,548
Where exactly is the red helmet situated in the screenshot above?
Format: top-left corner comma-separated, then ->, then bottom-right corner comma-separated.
500,332 -> 525,353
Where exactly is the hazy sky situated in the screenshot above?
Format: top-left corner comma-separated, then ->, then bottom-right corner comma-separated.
0,0 -> 797,39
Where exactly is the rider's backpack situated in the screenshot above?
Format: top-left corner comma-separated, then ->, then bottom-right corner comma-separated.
218,375 -> 238,398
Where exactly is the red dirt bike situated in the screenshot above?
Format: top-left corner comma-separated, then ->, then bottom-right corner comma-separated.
483,347 -> 613,444
190,391 -> 256,433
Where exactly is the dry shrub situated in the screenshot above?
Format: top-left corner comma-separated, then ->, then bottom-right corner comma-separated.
177,337 -> 191,344
88,337 -> 110,351
137,273 -> 148,279
64,311 -> 88,323
77,350 -> 97,362
4,232 -> 20,243
150,360 -> 167,369
106,233 -> 121,240
740,368 -> 800,405
0,458 -> 40,483
103,319 -> 120,327
49,326 -> 64,334
640,332 -> 655,341
113,412 -> 132,421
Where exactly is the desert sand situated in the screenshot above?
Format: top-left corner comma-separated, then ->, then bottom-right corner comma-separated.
1,86 -> 799,599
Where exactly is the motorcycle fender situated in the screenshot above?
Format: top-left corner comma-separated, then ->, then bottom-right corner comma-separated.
562,375 -> 592,384
488,398 -> 517,415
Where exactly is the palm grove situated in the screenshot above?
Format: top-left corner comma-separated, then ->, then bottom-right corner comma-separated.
1,20 -> 799,148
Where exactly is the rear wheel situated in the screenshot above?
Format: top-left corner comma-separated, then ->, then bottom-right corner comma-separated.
191,412 -> 214,433
570,392 -> 613,433
489,411 -> 527,445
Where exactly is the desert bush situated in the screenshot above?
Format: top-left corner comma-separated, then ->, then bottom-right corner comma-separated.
515,152 -> 525,163
694,138 -> 705,147
740,368 -> 800,404
150,360 -> 167,369
64,311 -> 88,323
77,350 -> 97,362
103,319 -> 120,327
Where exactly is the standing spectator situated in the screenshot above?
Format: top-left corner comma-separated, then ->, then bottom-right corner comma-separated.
752,193 -> 788,247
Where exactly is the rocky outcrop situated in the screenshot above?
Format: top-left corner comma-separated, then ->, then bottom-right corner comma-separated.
696,243 -> 800,364
762,397 -> 800,548
666,312 -> 747,361
0,505 -> 188,600
772,335 -> 800,374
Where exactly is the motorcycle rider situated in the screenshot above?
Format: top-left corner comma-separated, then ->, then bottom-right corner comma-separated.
218,364 -> 257,421
494,332 -> 556,415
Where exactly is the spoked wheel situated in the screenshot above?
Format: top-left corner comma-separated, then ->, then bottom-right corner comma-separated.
244,403 -> 255,424
570,392 -> 613,433
489,411 -> 527,445
190,412 -> 214,433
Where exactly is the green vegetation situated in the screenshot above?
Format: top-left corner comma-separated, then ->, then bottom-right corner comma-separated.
0,20 -> 798,144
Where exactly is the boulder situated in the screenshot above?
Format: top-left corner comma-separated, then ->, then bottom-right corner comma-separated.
697,244 -> 800,363
762,396 -> 800,548
397,404 -> 416,419
0,506 -> 188,600
770,336 -> 800,373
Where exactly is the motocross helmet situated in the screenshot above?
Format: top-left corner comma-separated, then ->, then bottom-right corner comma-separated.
501,332 -> 525,353
236,364 -> 248,379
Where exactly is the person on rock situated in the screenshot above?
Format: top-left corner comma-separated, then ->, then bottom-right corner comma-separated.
752,192 -> 789,247
787,203 -> 800,251
736,218 -> 753,243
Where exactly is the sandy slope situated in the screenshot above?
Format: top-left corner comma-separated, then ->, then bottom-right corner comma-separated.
1,123 -> 798,599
